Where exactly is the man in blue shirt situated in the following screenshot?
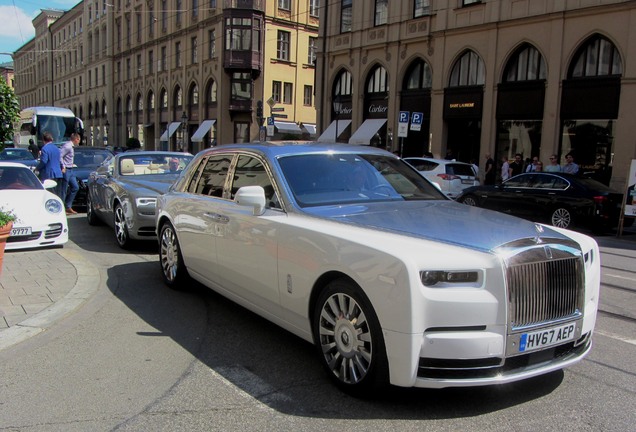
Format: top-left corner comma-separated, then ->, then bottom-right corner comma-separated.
36,132 -> 64,199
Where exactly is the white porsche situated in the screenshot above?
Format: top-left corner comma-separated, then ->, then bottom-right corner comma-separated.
0,162 -> 68,250
156,143 -> 600,394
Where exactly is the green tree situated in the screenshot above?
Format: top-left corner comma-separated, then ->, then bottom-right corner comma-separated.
0,76 -> 20,143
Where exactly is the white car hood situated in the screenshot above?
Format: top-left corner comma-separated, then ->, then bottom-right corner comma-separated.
0,189 -> 64,225
302,200 -> 571,252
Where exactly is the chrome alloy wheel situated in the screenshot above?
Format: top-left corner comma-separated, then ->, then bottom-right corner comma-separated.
159,225 -> 179,283
114,204 -> 129,247
318,292 -> 372,385
551,207 -> 572,228
462,196 -> 478,206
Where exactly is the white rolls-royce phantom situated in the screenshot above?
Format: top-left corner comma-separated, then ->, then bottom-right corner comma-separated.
156,142 -> 599,394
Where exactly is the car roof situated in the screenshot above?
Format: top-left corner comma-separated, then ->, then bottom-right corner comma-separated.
200,141 -> 395,159
404,157 -> 472,165
0,161 -> 32,168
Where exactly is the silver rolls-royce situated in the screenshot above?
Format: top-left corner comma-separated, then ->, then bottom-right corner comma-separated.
156,142 -> 599,394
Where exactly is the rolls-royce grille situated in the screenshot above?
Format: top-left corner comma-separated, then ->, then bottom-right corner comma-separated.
507,256 -> 583,330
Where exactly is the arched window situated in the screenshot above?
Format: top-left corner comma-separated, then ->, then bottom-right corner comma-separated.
449,50 -> 485,86
137,93 -> 143,111
569,35 -> 622,78
160,88 -> 168,109
127,95 -> 133,113
208,80 -> 217,103
102,100 -> 107,117
403,59 -> 432,90
174,86 -> 183,107
94,101 -> 100,118
88,102 -> 93,119
334,69 -> 352,96
190,83 -> 199,106
366,65 -> 388,94
503,44 -> 546,82
147,91 -> 155,110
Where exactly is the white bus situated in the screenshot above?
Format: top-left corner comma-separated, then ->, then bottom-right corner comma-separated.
13,106 -> 84,148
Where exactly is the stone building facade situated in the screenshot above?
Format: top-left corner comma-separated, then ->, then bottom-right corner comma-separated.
316,0 -> 636,189
13,0 -> 319,152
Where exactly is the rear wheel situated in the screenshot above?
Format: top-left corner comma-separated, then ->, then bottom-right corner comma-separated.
313,279 -> 389,394
86,193 -> 100,225
550,207 -> 572,229
461,195 -> 478,206
159,222 -> 190,290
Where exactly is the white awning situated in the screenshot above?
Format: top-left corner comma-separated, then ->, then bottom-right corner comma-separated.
159,122 -> 182,142
301,123 -> 317,136
275,121 -> 302,134
191,119 -> 216,142
317,120 -> 352,141
348,119 -> 387,145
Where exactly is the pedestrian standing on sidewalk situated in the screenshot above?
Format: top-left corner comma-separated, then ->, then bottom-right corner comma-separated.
563,153 -> 579,175
60,133 -> 80,214
500,155 -> 510,183
36,132 -> 64,199
544,154 -> 562,172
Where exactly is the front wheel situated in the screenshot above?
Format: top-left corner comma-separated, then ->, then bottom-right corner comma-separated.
114,203 -> 132,249
159,222 -> 190,290
550,207 -> 572,229
86,193 -> 100,226
313,279 -> 389,394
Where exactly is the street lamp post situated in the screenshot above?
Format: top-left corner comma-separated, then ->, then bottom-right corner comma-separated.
332,96 -> 342,143
181,111 -> 188,152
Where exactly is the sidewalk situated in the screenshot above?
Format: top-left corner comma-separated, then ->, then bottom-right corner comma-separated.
0,242 -> 100,351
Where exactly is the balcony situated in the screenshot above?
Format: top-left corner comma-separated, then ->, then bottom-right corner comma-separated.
223,50 -> 262,72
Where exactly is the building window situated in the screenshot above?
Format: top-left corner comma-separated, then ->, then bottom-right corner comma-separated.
148,50 -> 154,74
277,30 -> 290,61
137,54 -> 142,77
278,0 -> 290,10
192,0 -> 199,19
309,0 -> 319,17
304,85 -> 312,106
225,17 -> 253,51
308,37 -> 316,66
367,65 -> 388,93
208,29 -> 216,58
175,41 -> 182,68
231,72 -> 252,102
272,81 -> 281,102
137,13 -> 141,42
161,46 -> 167,71
209,80 -> 217,103
569,35 -> 622,78
404,59 -> 432,89
116,62 -> 121,82
209,0 -> 216,8
102,65 -> 105,85
341,0 -> 352,33
449,50 -> 485,86
463,0 -> 481,5
191,36 -> 198,63
283,82 -> 293,104
503,44 -> 546,82
88,70 -> 92,88
176,0 -> 182,26
149,9 -> 155,37
161,89 -> 168,108
374,0 -> 387,26
162,0 -> 168,31
414,0 -> 430,17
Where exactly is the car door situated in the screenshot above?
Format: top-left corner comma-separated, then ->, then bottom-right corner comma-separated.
478,174 -> 535,217
175,154 -> 232,283
525,174 -> 572,221
213,154 -> 283,314
89,157 -> 116,222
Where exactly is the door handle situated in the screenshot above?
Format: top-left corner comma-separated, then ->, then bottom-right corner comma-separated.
204,213 -> 229,223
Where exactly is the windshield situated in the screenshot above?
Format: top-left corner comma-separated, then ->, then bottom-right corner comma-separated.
278,153 -> 446,207
0,149 -> 35,161
37,115 -> 76,144
0,166 -> 42,190
74,149 -> 113,168
119,154 -> 194,176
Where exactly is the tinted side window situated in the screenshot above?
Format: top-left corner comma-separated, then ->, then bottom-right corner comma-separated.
505,174 -> 533,188
231,155 -> 280,209
193,155 -> 232,197
407,159 -> 438,171
447,164 -> 475,176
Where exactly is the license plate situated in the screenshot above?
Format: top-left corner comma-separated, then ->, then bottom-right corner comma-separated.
519,322 -> 576,352
10,227 -> 32,236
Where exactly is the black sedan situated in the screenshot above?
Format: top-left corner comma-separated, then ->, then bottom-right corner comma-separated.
456,172 -> 624,231
72,146 -> 114,209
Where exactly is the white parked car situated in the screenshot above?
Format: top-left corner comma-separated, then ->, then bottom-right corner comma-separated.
403,157 -> 479,199
0,162 -> 68,250
156,143 -> 599,394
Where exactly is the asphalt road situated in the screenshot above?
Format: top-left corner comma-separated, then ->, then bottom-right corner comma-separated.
0,216 -> 634,431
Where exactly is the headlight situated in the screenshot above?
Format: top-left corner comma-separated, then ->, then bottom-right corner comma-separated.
420,270 -> 479,287
135,197 -> 157,207
46,199 -> 63,214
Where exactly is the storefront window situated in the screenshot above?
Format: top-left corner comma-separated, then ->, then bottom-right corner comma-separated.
497,120 -> 542,164
561,119 -> 614,184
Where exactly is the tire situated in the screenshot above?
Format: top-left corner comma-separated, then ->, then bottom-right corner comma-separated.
313,279 -> 389,394
461,195 -> 478,206
158,222 -> 190,290
86,193 -> 100,226
113,203 -> 132,249
550,207 -> 572,229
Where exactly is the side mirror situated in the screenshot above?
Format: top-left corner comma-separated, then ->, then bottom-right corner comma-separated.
235,185 -> 266,216
42,179 -> 57,190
